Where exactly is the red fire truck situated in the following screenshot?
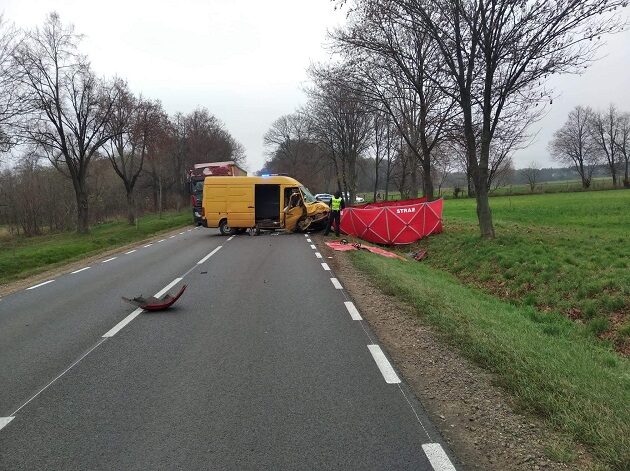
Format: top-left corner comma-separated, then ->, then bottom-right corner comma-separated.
188,161 -> 247,225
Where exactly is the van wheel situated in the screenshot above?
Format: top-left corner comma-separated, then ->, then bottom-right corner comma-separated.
219,219 -> 234,236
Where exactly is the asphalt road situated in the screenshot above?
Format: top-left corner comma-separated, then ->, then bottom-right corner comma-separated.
0,227 -> 457,470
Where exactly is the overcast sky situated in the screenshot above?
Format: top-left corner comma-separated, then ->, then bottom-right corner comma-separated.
3,1 -> 630,172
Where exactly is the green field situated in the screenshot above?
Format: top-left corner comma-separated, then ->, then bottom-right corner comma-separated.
0,211 -> 192,285
351,189 -> 630,469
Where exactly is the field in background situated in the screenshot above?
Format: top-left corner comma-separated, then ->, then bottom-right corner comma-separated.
358,177 -> 619,201
0,211 -> 192,285
350,189 -> 630,469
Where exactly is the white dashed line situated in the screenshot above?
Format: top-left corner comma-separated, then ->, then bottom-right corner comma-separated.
187,229 -> 192,232
344,301 -> 362,320
157,239 -> 166,243
143,244 -> 152,248
71,267 -> 90,274
197,246 -> 222,264
179,232 -> 185,235
125,249 -> 137,254
169,235 -> 175,239
0,417 -> 14,431
101,257 -> 117,263
315,252 -> 322,258
321,263 -> 330,271
422,443 -> 457,471
102,309 -> 142,338
310,244 -> 316,250
227,235 -> 235,241
304,234 -> 308,237
330,278 -> 343,289
306,238 -> 312,242
26,280 -> 55,290
154,277 -> 183,298
367,344 -> 400,384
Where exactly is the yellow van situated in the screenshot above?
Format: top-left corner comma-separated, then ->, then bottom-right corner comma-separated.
201,175 -> 330,235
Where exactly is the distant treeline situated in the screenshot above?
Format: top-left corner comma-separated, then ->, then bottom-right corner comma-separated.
0,13 -> 244,235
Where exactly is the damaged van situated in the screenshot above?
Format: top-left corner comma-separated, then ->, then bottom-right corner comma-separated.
200,175 -> 330,235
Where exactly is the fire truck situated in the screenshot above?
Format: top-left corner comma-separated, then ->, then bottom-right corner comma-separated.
188,161 -> 247,225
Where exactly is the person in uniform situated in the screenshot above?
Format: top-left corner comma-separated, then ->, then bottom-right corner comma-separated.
324,190 -> 345,237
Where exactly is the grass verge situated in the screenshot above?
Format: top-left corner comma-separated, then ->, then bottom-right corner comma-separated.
351,252 -> 629,469
0,211 -> 192,285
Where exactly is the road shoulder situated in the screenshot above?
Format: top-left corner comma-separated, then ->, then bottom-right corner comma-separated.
314,234 -> 593,471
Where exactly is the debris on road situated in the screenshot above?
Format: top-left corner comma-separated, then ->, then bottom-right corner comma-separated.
122,284 -> 187,311
325,240 -> 406,261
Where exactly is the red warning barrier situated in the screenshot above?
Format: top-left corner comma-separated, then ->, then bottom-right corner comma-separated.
339,198 -> 443,245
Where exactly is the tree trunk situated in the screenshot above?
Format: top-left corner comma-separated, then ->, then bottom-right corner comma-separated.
76,188 -> 89,234
623,157 -> 629,188
126,189 -> 136,225
410,161 -> 419,198
422,159 -> 434,201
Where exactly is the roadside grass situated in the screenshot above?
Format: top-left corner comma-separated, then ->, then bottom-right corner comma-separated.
351,252 -> 630,469
410,190 -> 630,351
0,211 -> 192,285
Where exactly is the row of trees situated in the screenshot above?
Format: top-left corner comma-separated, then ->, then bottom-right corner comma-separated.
264,0 -> 625,238
0,13 -> 244,234
550,104 -> 630,189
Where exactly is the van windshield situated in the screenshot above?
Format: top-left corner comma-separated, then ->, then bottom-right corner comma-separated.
300,186 -> 317,204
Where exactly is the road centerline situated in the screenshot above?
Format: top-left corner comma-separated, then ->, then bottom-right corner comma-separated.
197,246 -> 222,265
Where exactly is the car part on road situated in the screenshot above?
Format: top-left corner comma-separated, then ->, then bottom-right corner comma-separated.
325,241 -> 406,261
122,285 -> 187,311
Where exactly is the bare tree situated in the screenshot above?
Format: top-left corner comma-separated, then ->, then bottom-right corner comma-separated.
344,0 -> 627,238
14,13 -> 118,233
590,104 -> 623,187
0,15 -> 25,155
523,161 -> 541,193
549,106 -> 599,189
305,64 -> 372,202
104,80 -> 164,224
333,6 -> 455,200
616,112 -> 630,188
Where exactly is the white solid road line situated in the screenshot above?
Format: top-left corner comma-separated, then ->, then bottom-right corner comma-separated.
154,277 -> 183,298
0,417 -> 14,431
143,244 -> 152,248
197,246 -> 222,265
310,244 -> 316,249
101,257 -> 117,263
422,443 -> 457,471
26,280 -> 55,290
321,263 -> 331,271
315,252 -> 322,259
367,344 -> 401,384
102,308 -> 143,338
71,267 -> 90,274
344,301 -> 362,320
330,278 -> 343,289
125,249 -> 137,254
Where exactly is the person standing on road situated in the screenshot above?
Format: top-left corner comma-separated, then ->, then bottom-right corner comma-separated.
324,190 -> 345,237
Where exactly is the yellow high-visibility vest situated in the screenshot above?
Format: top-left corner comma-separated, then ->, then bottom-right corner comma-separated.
331,196 -> 342,211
